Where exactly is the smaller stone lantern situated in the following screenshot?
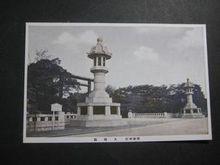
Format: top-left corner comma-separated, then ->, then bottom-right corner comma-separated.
181,78 -> 204,118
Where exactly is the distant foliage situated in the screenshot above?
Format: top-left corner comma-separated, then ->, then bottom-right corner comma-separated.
106,84 -> 207,117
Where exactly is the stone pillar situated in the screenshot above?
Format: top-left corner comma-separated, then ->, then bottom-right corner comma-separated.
164,112 -> 168,118
117,106 -> 121,116
96,57 -> 98,66
58,111 -> 65,122
94,72 -> 106,91
37,117 -> 40,122
77,107 -> 81,115
128,111 -> 133,118
187,94 -> 193,107
105,106 -> 111,116
88,106 -> 93,120
101,56 -> 103,66
45,117 -> 48,121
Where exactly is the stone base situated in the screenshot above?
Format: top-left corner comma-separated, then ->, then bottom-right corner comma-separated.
85,90 -> 112,103
27,121 -> 65,132
182,107 -> 204,118
69,119 -> 127,127
181,113 -> 205,118
77,102 -> 121,119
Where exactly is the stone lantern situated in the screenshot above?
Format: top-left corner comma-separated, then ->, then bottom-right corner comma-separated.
74,38 -> 126,127
182,78 -> 204,118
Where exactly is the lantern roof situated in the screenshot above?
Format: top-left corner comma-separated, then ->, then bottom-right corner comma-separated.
87,37 -> 112,59
184,78 -> 194,88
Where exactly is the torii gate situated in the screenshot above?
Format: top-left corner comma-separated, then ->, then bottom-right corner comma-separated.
71,74 -> 94,94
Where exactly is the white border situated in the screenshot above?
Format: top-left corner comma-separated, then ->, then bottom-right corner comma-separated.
23,23 -> 212,143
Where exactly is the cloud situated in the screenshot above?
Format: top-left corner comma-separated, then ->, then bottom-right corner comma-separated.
53,30 -> 98,49
79,30 -> 98,45
136,27 -> 187,38
170,28 -> 204,51
134,46 -> 159,62
53,32 -> 74,44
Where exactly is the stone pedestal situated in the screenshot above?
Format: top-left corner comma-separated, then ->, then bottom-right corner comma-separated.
182,106 -> 204,118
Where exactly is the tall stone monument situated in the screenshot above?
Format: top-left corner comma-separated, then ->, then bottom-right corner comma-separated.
74,37 -> 126,127
181,78 -> 204,118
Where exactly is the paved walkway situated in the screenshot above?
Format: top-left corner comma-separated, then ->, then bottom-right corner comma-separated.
27,118 -> 176,137
74,118 -> 208,137
27,118 -> 208,137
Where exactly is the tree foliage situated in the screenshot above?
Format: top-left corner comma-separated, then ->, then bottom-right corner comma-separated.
27,51 -> 207,116
106,84 -> 207,117
27,58 -> 80,113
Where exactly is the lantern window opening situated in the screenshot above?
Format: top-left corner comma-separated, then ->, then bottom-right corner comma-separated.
98,57 -> 101,66
94,58 -> 96,66
103,57 -> 106,66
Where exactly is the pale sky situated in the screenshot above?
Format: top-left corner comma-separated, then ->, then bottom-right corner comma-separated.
27,23 -> 209,97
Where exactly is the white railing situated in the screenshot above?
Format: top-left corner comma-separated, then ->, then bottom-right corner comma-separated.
132,112 -> 180,118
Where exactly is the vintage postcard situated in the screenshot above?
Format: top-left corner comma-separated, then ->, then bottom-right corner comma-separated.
23,23 -> 212,143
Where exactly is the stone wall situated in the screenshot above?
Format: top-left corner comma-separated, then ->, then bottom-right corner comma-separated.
27,113 -> 65,132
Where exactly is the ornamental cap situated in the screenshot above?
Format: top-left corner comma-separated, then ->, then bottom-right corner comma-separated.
87,37 -> 112,59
